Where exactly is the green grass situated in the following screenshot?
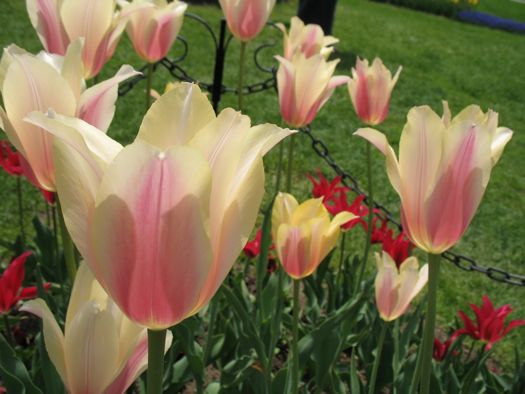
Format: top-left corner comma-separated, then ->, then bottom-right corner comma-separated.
1,0 -> 524,370
478,0 -> 525,22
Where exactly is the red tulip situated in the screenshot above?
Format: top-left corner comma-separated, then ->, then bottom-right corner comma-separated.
0,252 -> 49,314
433,337 -> 455,362
0,141 -> 23,176
381,229 -> 413,267
243,228 -> 275,260
454,295 -> 525,350
307,170 -> 348,202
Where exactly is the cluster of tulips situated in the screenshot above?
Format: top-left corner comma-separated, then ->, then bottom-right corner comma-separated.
0,0 -> 522,393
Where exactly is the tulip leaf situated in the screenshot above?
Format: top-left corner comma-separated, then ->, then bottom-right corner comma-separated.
349,348 -> 361,394
36,333 -> 65,394
256,197 -> 275,317
0,333 -> 42,394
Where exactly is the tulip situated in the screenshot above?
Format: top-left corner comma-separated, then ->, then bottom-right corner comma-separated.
453,295 -> 525,350
219,0 -> 276,42
0,41 -> 138,192
0,252 -> 46,314
271,192 -> 354,279
277,16 -> 338,60
374,251 -> 428,322
380,230 -> 413,267
355,102 -> 513,254
243,228 -> 275,260
26,82 -> 293,329
119,0 -> 188,63
276,53 -> 349,128
347,57 -> 402,126
307,169 -> 348,202
21,262 -> 172,394
26,0 -> 129,78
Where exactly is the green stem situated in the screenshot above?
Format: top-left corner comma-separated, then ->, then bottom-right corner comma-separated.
274,142 -> 285,195
51,203 -> 59,267
355,142 -> 374,294
285,134 -> 296,193
3,314 -> 14,346
57,199 -> 77,283
419,253 -> 441,394
147,329 -> 167,394
330,232 -> 346,310
393,319 -> 400,391
145,62 -> 154,111
238,41 -> 247,111
266,268 -> 284,389
369,323 -> 387,394
204,298 -> 219,364
292,279 -> 300,394
16,177 -> 25,247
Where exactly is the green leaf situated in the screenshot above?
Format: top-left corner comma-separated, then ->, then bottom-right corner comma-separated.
0,333 -> 42,394
36,333 -> 65,394
349,348 -> 361,394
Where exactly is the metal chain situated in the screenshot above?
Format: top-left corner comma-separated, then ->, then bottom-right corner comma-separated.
300,126 -> 525,287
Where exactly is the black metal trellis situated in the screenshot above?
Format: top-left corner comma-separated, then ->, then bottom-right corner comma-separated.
116,13 -> 525,287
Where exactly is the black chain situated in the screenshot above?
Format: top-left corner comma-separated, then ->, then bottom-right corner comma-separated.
301,126 -> 525,287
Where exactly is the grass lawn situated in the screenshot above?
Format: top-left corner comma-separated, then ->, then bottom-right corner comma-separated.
478,0 -> 525,22
1,0 -> 524,371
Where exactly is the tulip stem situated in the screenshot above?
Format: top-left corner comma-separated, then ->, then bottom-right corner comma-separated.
3,314 -> 14,346
204,297 -> 219,365
274,142 -> 285,194
419,253 -> 441,394
368,323 -> 387,394
238,41 -> 247,111
285,134 -> 296,193
16,177 -> 25,248
145,62 -> 154,111
57,199 -> 77,284
147,329 -> 167,394
291,278 -> 300,394
330,232 -> 346,310
355,142 -> 374,294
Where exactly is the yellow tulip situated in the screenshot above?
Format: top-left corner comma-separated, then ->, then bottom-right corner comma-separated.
272,192 -> 355,279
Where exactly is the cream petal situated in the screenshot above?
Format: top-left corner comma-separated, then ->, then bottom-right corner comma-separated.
61,39 -> 84,102
374,252 -> 399,321
3,52 -> 76,190
272,192 -> 299,240
137,82 -> 215,149
65,261 -> 108,332
77,65 -> 140,132
392,256 -> 422,319
354,127 -> 402,195
90,142 -> 213,328
291,198 -> 326,226
20,299 -> 67,387
65,302 -> 120,394
26,0 -> 69,54
491,127 -> 513,166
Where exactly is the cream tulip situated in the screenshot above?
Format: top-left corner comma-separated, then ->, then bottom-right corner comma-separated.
276,53 -> 349,128
277,16 -> 338,60
375,251 -> 428,321
119,0 -> 188,63
272,192 -> 355,279
219,0 -> 276,42
26,82 -> 294,329
347,57 -> 402,126
355,103 -> 513,254
0,41 -> 138,192
21,262 -> 173,394
26,0 -> 129,78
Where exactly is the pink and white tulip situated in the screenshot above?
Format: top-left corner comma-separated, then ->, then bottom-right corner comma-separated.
375,251 -> 428,322
26,82 -> 294,329
0,41 -> 138,192
277,16 -> 338,60
348,57 -> 402,126
26,0 -> 129,78
119,0 -> 187,63
355,103 -> 513,254
272,192 -> 354,279
276,53 -> 349,128
21,262 -> 172,394
219,0 -> 276,42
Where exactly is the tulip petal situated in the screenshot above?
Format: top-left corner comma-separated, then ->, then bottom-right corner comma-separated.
277,223 -> 310,279
20,299 -> 67,386
374,252 -> 399,321
61,39 -> 84,102
137,83 -> 216,150
393,256 -> 424,319
65,261 -> 108,332
292,198 -> 325,226
354,127 -> 402,194
26,0 -> 69,54
491,127 -> 513,165
3,53 -> 76,190
65,302 -> 120,393
78,65 -> 140,132
90,142 -> 213,328
272,192 -> 299,240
